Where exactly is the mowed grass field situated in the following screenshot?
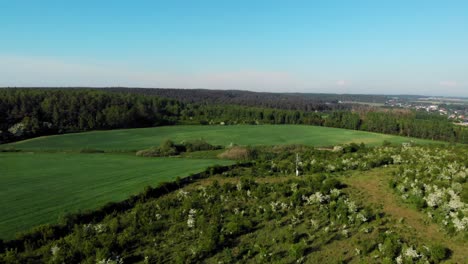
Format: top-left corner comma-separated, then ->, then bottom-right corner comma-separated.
5,125 -> 436,151
0,152 -> 232,239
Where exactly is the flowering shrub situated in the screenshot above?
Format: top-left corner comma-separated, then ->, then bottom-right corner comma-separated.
0,143 -> 459,263
1,169 -> 376,263
390,145 -> 468,235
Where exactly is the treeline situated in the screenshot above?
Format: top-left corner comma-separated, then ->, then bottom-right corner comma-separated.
327,110 -> 468,143
106,88 -> 430,109
0,88 -> 467,144
0,89 -> 185,142
105,87 -> 352,111
0,89 -> 323,143
297,92 -> 401,104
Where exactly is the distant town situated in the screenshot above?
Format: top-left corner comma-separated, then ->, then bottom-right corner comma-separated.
386,97 -> 468,125
339,96 -> 468,126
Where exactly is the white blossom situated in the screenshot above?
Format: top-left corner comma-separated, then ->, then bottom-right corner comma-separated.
302,192 -> 329,204
187,208 -> 197,228
356,213 -> 367,222
236,181 -> 242,191
97,257 -> 123,264
330,188 -> 340,198
94,224 -> 106,234
50,244 -> 60,257
396,255 -> 403,264
177,190 -> 189,200
344,199 -> 357,213
425,188 -> 444,208
452,217 -> 468,231
404,247 -> 419,259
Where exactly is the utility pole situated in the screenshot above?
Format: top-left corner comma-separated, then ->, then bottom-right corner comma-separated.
295,153 -> 300,176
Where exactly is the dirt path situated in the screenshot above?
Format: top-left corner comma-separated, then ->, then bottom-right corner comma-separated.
344,168 -> 468,264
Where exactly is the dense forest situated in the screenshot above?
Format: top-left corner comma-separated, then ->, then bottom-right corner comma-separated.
0,88 -> 467,144
103,88 -> 425,108
105,88 -> 351,111
0,89 -> 324,143
105,88 -> 438,109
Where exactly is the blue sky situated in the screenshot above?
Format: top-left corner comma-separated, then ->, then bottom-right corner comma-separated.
1,0 -> 467,96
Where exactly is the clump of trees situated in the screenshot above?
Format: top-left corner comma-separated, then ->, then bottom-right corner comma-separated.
0,88 -> 182,143
136,139 -> 221,157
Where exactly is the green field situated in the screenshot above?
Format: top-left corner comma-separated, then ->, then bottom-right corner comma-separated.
5,125 -> 436,151
0,125 -> 439,239
0,152 -> 232,239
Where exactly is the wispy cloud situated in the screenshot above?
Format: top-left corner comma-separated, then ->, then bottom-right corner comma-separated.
0,54 -> 302,92
1,54 -> 468,96
335,80 -> 350,86
188,71 -> 298,91
439,81 -> 458,87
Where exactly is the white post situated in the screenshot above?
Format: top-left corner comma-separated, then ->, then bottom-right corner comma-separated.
295,153 -> 300,176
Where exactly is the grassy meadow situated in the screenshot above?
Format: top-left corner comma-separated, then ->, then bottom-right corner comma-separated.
0,152 -> 232,239
5,125 -> 436,151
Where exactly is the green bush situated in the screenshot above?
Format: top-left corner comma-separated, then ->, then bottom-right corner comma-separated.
136,139 -> 220,157
358,238 -> 376,254
380,234 -> 400,259
135,147 -> 163,157
460,184 -> 468,203
428,244 -> 450,263
407,195 -> 426,209
289,240 -> 307,259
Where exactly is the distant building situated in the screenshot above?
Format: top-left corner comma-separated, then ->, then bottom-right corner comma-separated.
427,105 -> 439,111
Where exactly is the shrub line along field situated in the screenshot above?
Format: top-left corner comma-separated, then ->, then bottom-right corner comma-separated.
4,125 -> 438,151
0,153 -> 233,239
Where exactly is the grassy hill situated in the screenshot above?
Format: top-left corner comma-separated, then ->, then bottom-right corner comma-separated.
5,125 -> 437,151
0,152 -> 232,239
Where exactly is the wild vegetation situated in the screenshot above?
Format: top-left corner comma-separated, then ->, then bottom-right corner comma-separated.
389,146 -> 468,236
1,142 -> 466,263
135,139 -> 221,157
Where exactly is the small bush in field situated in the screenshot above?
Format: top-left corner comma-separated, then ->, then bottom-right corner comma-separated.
218,146 -> 250,160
